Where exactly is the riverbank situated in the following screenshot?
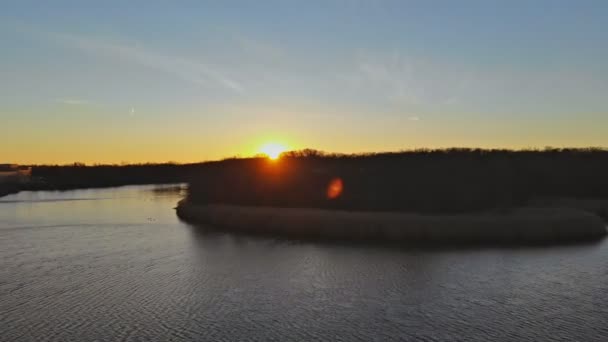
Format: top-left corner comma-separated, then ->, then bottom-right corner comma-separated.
176,201 -> 607,243
0,162 -> 200,199
531,197 -> 608,221
0,184 -> 19,198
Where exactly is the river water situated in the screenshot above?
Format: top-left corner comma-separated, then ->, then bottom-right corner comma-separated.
1,184 -> 607,341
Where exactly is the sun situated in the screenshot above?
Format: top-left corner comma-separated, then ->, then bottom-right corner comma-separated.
259,142 -> 288,160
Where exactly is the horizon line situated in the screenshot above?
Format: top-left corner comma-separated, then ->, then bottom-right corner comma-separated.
9,146 -> 608,167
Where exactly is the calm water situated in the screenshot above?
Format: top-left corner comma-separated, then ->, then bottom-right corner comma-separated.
1,185 -> 608,341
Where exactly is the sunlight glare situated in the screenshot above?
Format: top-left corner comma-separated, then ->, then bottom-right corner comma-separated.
259,142 -> 288,160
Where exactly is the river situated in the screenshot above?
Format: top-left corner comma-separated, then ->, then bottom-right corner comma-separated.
1,185 -> 607,341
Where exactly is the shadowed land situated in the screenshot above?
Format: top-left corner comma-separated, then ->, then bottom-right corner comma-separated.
176,202 -> 606,243
4,148 -> 608,242
6,148 -> 608,211
0,183 -> 20,198
179,148 -> 608,243
186,148 -> 608,216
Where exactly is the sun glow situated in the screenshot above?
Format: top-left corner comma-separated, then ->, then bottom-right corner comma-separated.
259,142 -> 288,160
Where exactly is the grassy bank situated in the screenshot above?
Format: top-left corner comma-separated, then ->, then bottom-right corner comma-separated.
177,202 -> 607,243
530,197 -> 608,221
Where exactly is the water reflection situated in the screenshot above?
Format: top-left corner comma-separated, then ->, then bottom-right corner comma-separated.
1,185 -> 608,341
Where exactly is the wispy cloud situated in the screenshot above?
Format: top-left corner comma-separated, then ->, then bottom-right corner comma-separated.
56,98 -> 89,105
45,30 -> 244,93
353,52 -> 472,107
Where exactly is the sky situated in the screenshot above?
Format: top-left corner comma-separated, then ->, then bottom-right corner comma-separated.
1,0 -> 607,164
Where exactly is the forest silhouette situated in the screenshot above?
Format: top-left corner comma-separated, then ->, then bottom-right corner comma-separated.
23,148 -> 608,216
187,148 -> 608,215
24,148 -> 608,215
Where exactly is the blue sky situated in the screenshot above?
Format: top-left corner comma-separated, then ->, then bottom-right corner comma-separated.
1,0 -> 607,163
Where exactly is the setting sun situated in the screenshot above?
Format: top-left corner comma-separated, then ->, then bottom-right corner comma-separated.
259,142 -> 288,160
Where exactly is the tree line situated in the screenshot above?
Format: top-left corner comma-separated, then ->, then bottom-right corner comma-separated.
187,148 -> 608,214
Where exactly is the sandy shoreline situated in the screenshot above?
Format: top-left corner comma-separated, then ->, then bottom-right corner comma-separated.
176,200 -> 607,243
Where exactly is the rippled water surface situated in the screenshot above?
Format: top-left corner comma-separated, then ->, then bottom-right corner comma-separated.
1,185 -> 608,341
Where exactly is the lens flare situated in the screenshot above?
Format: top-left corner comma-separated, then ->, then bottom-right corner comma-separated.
327,178 -> 343,199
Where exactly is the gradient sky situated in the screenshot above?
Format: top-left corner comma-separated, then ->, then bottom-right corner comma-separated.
1,0 -> 607,164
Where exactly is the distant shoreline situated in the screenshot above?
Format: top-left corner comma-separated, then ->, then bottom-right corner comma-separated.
0,182 -> 186,199
176,200 -> 607,243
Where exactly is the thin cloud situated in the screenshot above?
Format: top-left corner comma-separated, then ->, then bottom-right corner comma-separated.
354,52 -> 471,106
408,116 -> 420,121
46,30 -> 244,93
56,98 -> 89,105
